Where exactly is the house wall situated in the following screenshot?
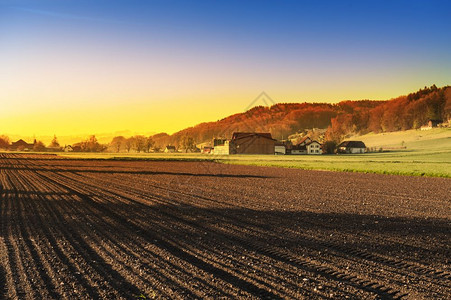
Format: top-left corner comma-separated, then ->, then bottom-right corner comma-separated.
291,149 -> 307,155
307,142 -> 322,154
350,147 -> 365,154
232,136 -> 275,154
213,144 -> 230,155
275,145 -> 286,155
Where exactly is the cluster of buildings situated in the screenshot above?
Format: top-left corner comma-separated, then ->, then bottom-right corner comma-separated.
198,132 -> 366,155
5,133 -> 367,155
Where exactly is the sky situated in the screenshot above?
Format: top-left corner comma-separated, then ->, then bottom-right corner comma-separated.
1,0 -> 450,142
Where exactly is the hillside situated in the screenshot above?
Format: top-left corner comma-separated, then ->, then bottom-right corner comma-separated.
151,85 -> 451,148
152,101 -> 384,148
327,85 -> 451,141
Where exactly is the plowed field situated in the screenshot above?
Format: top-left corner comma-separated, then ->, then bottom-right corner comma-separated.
0,153 -> 450,299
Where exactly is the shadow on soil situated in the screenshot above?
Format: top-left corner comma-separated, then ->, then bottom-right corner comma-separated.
0,166 -> 270,179
3,187 -> 450,299
0,265 -> 5,299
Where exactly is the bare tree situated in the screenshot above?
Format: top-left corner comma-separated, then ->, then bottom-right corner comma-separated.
125,137 -> 134,153
133,135 -> 146,153
180,135 -> 195,153
145,136 -> 154,152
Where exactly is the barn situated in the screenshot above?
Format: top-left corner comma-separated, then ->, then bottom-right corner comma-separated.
337,141 -> 366,154
230,132 -> 276,154
10,139 -> 34,151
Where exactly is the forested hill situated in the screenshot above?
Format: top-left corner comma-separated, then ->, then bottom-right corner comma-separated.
152,101 -> 383,147
326,85 -> 451,141
152,85 -> 450,147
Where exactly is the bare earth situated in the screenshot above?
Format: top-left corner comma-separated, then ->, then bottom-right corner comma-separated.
0,153 -> 450,299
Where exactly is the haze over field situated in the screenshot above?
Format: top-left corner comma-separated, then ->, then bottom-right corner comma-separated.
1,0 -> 451,142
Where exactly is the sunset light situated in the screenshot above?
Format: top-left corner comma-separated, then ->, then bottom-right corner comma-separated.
1,1 -> 450,142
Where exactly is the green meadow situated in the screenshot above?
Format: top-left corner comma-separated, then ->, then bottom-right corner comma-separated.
56,128 -> 451,178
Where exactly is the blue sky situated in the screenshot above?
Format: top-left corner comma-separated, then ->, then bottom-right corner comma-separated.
1,0 -> 450,137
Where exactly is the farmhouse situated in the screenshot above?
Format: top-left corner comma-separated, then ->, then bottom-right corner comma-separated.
164,145 -> 176,153
9,139 -> 34,151
230,132 -> 275,155
306,140 -> 322,154
291,144 -> 307,155
64,145 -> 74,152
337,141 -> 366,154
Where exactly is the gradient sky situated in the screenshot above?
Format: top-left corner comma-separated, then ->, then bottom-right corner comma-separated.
1,0 -> 450,141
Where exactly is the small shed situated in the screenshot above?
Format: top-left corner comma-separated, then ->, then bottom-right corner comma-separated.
337,141 -> 366,154
274,142 -> 286,155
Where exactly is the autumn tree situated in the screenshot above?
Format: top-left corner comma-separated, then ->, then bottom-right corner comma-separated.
81,135 -> 105,152
0,135 -> 10,149
322,141 -> 337,154
145,136 -> 154,152
125,137 -> 134,153
33,141 -> 46,152
133,135 -> 147,152
49,135 -> 60,148
180,135 -> 196,152
110,136 -> 126,152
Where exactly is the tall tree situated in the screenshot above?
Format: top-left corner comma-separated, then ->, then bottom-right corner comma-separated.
145,136 -> 154,153
110,136 -> 126,152
49,135 -> 60,148
133,135 -> 146,153
33,141 -> 46,152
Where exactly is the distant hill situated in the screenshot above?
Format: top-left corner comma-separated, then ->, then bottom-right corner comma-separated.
150,85 -> 450,148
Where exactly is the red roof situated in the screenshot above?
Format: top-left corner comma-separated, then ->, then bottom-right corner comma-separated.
297,136 -> 311,145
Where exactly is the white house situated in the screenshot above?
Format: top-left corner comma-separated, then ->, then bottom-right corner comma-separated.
337,141 -> 366,154
306,141 -> 322,154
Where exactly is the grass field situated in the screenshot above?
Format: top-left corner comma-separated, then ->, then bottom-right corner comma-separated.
18,128 -> 451,178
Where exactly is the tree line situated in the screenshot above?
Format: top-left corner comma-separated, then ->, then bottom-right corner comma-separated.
325,85 -> 451,142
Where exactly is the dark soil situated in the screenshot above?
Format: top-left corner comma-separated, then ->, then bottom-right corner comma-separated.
0,153 -> 450,299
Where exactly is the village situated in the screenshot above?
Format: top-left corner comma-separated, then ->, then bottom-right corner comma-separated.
193,132 -> 366,155
4,132 -> 366,155
1,118 -> 447,155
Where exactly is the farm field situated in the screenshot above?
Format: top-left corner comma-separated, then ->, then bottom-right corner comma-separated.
0,153 -> 450,299
53,128 -> 451,177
